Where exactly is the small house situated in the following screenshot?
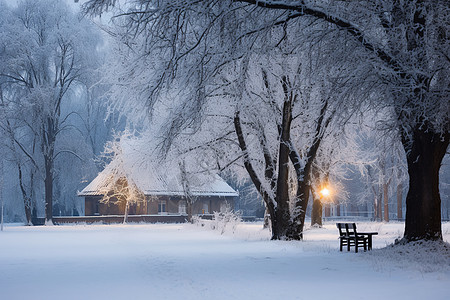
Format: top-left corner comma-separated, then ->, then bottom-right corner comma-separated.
78,156 -> 238,217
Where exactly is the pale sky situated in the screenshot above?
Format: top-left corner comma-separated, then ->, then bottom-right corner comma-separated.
3,0 -> 87,11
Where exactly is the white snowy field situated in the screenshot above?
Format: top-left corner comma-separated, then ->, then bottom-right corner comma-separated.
0,221 -> 449,300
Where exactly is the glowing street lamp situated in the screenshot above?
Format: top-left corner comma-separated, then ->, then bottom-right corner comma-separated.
312,185 -> 332,227
319,186 -> 333,218
320,187 -> 330,198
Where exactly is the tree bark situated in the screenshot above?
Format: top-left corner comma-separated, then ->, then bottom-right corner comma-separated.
311,195 -> 323,227
17,164 -> 33,225
273,82 -> 294,240
402,125 -> 449,241
373,192 -> 382,221
310,167 -> 323,227
44,156 -> 53,224
397,182 -> 403,220
187,199 -> 193,223
383,182 -> 389,222
43,116 -> 56,225
377,194 -> 382,221
123,200 -> 129,224
263,206 -> 270,229
372,197 -> 376,220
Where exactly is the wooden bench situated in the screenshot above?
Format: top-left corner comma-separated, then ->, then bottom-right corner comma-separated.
336,223 -> 378,253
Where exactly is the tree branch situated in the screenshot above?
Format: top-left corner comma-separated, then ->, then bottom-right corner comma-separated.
235,0 -> 403,73
234,110 -> 274,207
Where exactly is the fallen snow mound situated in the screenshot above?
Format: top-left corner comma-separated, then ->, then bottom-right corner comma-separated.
366,240 -> 450,273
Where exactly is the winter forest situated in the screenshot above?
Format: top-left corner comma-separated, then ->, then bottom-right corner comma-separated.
0,0 -> 449,242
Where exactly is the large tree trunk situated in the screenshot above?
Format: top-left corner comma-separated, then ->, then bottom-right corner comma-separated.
273,88 -> 294,240
287,183 -> 310,240
272,205 -> 291,240
402,126 -> 449,241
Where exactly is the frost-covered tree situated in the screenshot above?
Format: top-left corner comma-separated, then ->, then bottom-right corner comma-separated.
82,0 -> 381,240
0,0 -> 103,224
83,0 -> 449,241
96,132 -> 145,223
139,45 -> 358,240
238,0 -> 449,242
232,58 -> 342,239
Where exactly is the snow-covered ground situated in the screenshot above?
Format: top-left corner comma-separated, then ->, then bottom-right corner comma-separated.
0,221 -> 449,300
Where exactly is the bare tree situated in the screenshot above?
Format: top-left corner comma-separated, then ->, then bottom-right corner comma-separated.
178,50 -> 345,239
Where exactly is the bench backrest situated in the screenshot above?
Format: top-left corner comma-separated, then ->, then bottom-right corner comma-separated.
336,223 -> 347,237
336,223 -> 358,236
345,223 -> 358,236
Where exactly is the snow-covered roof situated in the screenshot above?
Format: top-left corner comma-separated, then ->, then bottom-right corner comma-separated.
79,168 -> 238,197
78,143 -> 238,198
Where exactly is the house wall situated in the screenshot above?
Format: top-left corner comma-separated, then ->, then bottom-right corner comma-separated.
99,199 -> 124,215
85,196 -> 102,216
84,195 -> 236,216
191,197 -> 235,215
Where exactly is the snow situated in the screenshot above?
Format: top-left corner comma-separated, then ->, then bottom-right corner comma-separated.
0,221 -> 449,300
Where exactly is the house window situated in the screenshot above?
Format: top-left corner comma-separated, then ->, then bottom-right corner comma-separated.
178,201 -> 187,215
202,203 -> 209,214
158,200 -> 167,214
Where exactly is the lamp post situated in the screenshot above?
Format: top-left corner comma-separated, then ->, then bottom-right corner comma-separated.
321,187 -> 332,218
311,186 -> 331,227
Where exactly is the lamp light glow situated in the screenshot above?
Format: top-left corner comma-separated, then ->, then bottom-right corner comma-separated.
320,188 -> 330,197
